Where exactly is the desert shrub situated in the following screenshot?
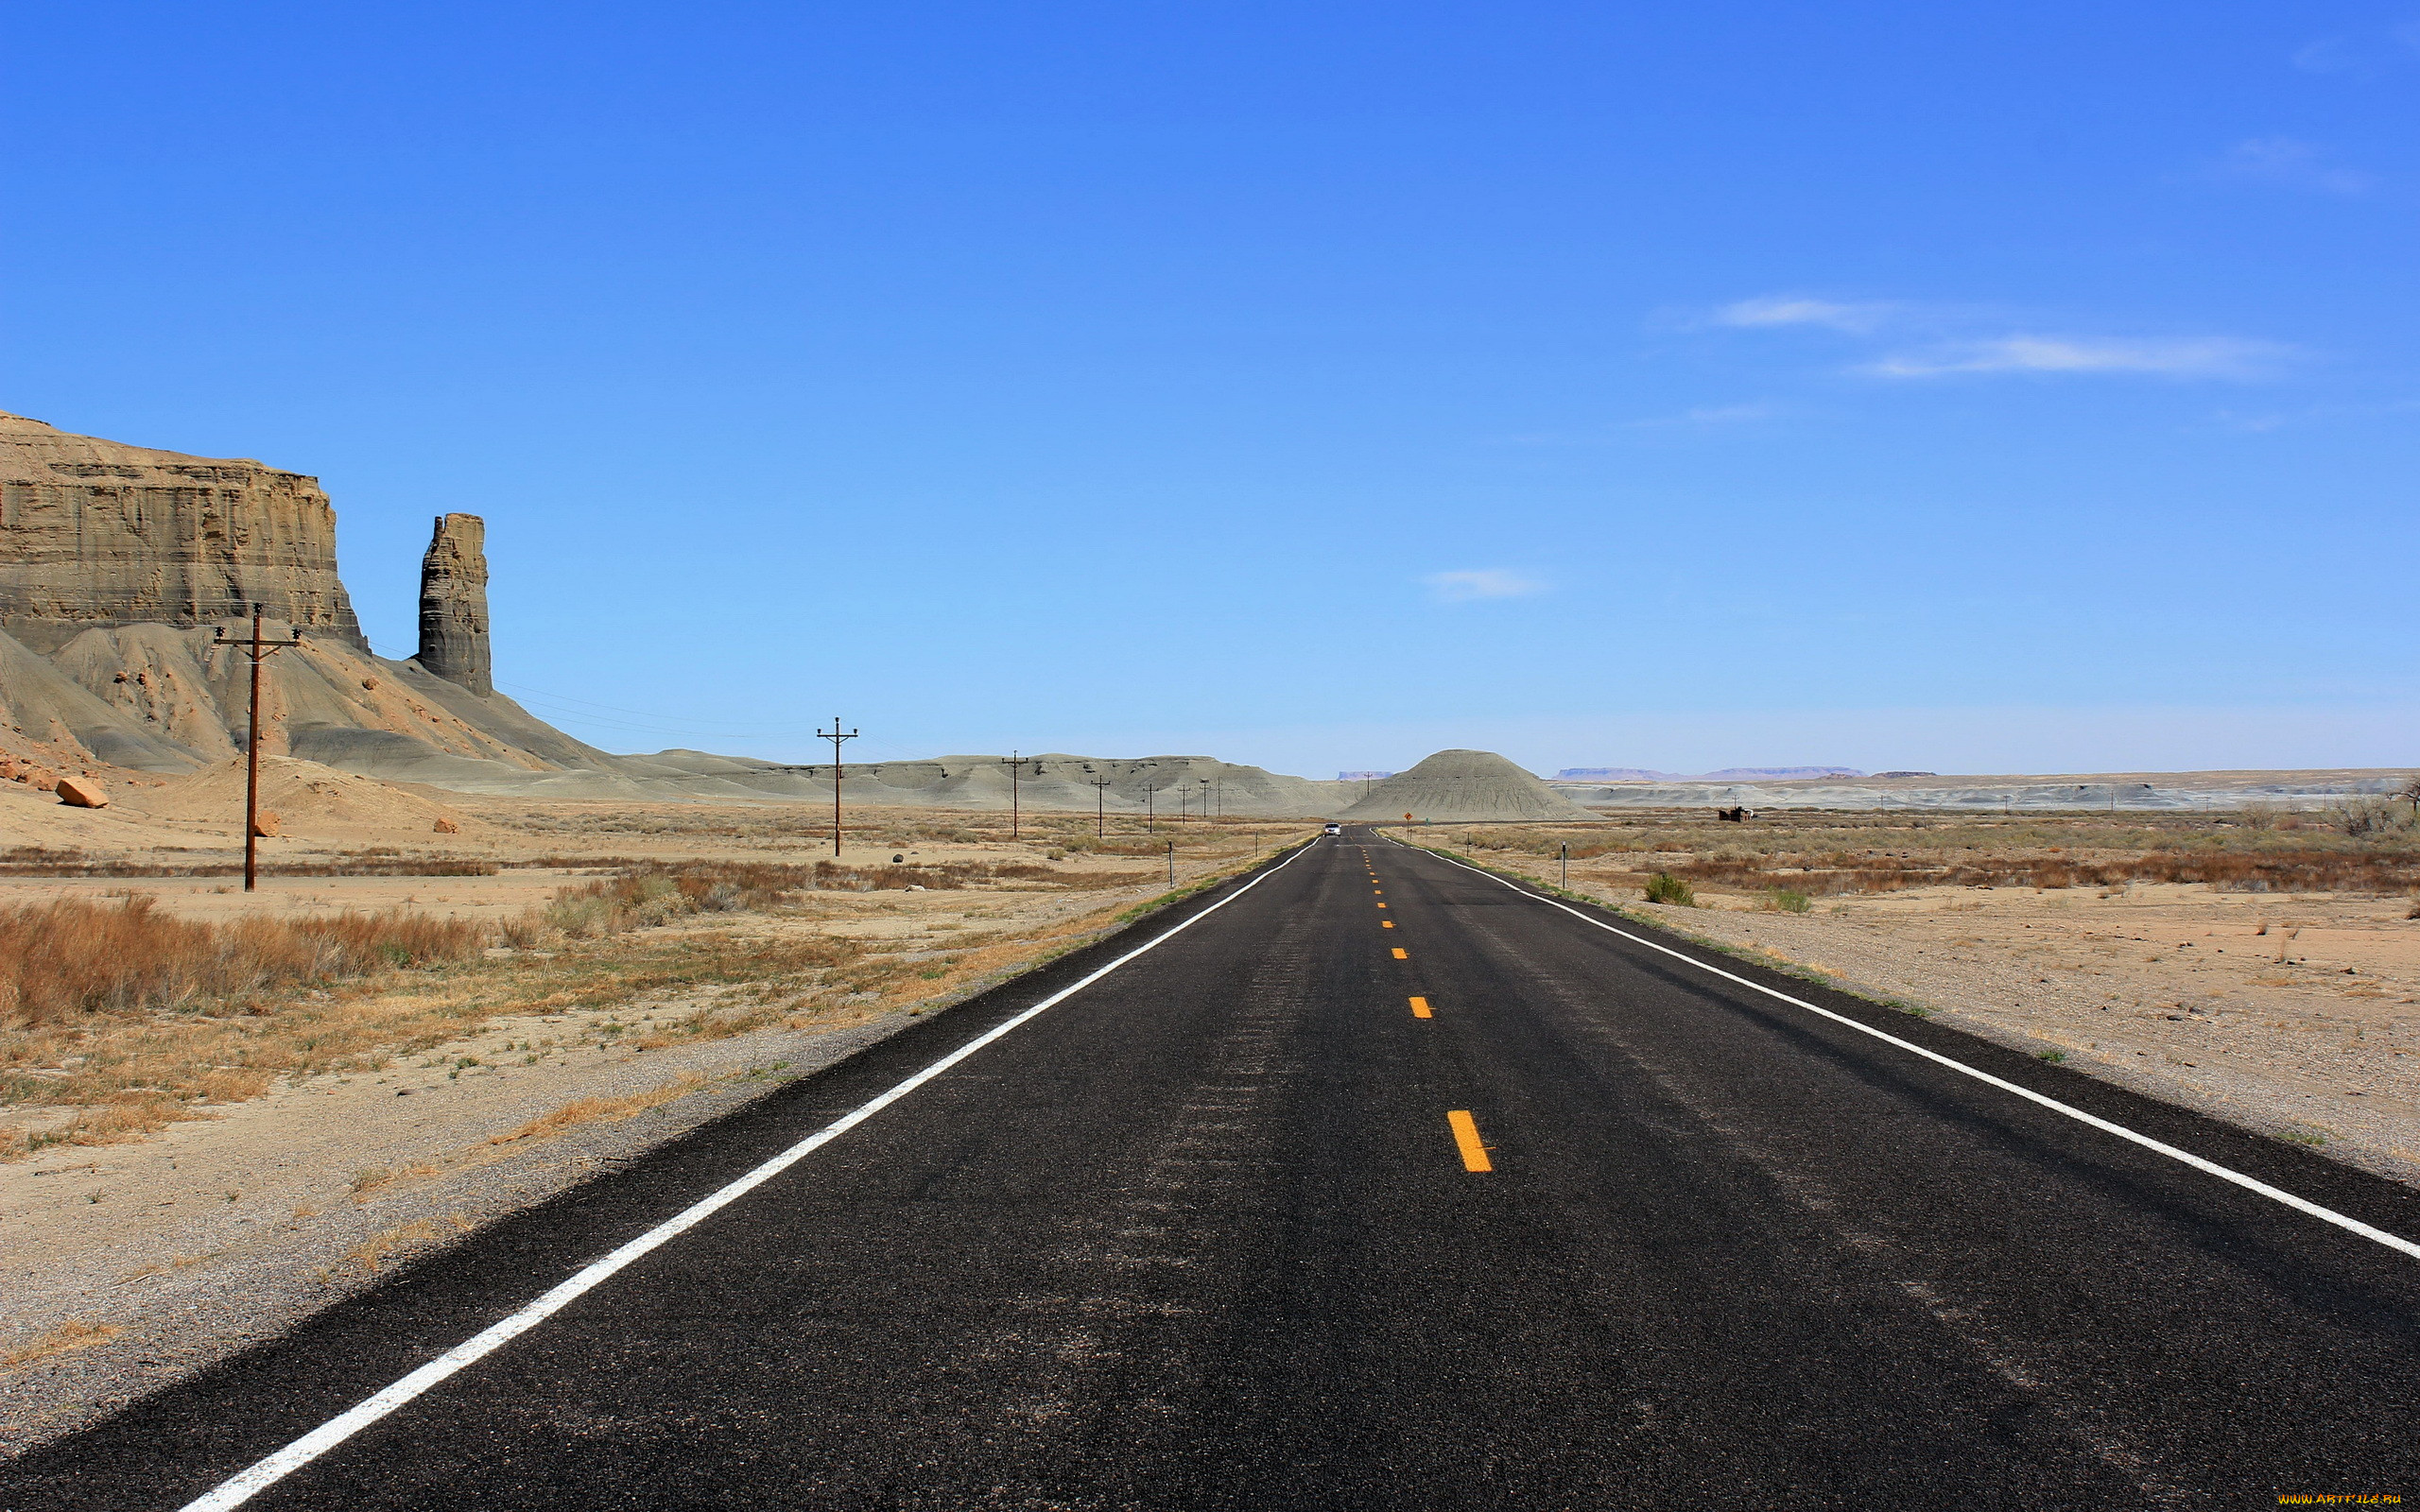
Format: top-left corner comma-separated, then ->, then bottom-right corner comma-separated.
1643,872 -> 1697,906
0,897 -> 484,1026
1762,888 -> 1812,914
2323,797 -> 2407,838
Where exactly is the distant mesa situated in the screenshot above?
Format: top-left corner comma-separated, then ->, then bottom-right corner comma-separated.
1337,769 -> 1394,782
1871,770 -> 1937,780
1701,765 -> 1864,781
1336,749 -> 1599,823
1557,765 -> 1865,782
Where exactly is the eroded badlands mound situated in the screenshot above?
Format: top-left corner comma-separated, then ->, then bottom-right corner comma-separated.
1336,748 -> 1600,823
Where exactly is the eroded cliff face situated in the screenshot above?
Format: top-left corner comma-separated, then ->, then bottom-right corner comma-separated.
414,513 -> 491,696
0,412 -> 365,652
0,414 -> 618,784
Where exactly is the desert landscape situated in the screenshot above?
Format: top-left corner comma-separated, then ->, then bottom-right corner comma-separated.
14,14 -> 2418,1500
4,411 -> 2415,1492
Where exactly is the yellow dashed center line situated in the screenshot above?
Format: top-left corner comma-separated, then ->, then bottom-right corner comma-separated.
1392,947 -> 1408,959
1381,920 -> 1394,928
1447,1110 -> 1493,1172
1409,996 -> 1432,1019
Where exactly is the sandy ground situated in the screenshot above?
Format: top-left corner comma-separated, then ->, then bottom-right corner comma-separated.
1530,864 -> 2420,1182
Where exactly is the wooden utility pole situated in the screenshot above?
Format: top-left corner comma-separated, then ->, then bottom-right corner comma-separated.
818,717 -> 858,856
210,605 -> 303,892
1085,775 -> 1114,838
999,750 -> 1028,838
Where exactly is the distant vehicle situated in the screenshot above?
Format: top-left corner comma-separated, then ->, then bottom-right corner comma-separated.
1323,823 -> 1342,835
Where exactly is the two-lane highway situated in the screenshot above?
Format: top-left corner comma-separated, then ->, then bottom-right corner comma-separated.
9,829 -> 2418,1508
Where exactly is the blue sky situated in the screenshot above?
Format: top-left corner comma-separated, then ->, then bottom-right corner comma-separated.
7,3 -> 2413,778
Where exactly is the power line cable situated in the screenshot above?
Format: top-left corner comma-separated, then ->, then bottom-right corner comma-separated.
355,638 -> 821,740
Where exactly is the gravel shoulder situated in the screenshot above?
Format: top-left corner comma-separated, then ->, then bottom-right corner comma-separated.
1539,865 -> 2420,1185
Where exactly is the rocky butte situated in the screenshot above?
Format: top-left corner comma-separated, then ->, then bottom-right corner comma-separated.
0,411 -> 364,653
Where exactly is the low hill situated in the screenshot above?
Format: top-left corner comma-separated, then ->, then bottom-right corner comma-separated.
1337,749 -> 1599,823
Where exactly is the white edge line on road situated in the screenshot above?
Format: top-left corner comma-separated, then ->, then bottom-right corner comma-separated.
1390,834 -> 2420,1264
180,840 -> 1322,1512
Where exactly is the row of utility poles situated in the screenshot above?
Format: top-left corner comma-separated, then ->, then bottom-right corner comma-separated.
991,752 -> 1228,841
208,629 -> 1251,882
199,634 -> 1257,885
781,741 -> 1244,852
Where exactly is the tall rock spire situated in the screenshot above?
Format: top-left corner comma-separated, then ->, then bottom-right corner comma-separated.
415,513 -> 492,696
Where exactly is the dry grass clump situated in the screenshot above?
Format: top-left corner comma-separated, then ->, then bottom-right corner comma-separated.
0,897 -> 485,1026
528,862 -> 814,940
332,1214 -> 472,1278
489,1074 -> 709,1144
1,1317 -> 120,1370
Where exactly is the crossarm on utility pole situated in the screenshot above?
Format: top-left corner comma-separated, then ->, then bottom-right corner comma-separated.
210,604 -> 304,893
818,718 -> 858,856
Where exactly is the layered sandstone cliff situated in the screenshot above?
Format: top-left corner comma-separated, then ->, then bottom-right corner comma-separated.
0,411 -> 624,785
0,412 -> 365,653
415,513 -> 492,695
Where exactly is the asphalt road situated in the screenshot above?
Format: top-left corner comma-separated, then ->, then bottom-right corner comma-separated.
11,829 -> 2420,1509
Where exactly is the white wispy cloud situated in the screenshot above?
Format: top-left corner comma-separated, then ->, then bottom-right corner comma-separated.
2209,137 -> 2374,195
1425,569 -> 1547,602
1862,335 -> 2289,381
1707,290 -> 2296,385
1712,296 -> 1893,334
1622,402 -> 1780,429
2293,26 -> 2420,75
2293,34 -> 2365,74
